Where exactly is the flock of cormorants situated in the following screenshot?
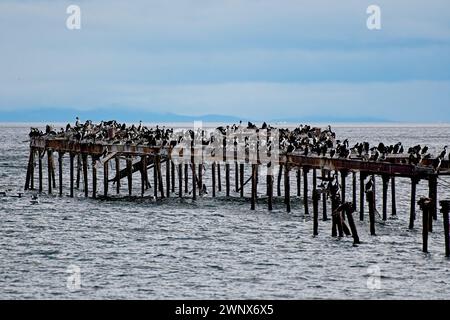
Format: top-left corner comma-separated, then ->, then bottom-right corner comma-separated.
29,118 -> 449,172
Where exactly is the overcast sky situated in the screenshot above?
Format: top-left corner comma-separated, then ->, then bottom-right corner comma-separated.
1,0 -> 450,121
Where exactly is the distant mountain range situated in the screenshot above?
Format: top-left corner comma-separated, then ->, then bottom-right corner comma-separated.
0,108 -> 391,123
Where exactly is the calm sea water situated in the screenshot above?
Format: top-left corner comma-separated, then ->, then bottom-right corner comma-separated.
1,123 -> 450,299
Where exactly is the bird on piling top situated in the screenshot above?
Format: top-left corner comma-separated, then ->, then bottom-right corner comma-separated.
439,146 -> 448,160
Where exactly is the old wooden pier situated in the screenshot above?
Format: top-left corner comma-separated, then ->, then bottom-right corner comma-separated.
23,125 -> 450,256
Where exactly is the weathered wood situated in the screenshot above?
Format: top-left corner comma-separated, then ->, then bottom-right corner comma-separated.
331,194 -> 339,237
69,153 -> 74,197
340,170 -> 348,204
82,154 -> 88,197
268,166 -> 273,211
296,169 -> 301,197
382,175 -> 389,221
313,189 -> 319,236
92,156 -> 97,199
154,157 -> 158,198
240,163 -> 244,198
127,157 -> 133,196
47,150 -> 53,194
251,164 -> 256,210
58,152 -> 63,196
391,176 -> 397,216
360,172 -> 366,221
440,201 -> 450,257
184,163 -> 188,194
212,162 -> 216,197
38,152 -> 43,193
140,156 -> 146,197
322,169 -> 328,221
225,163 -> 230,197
235,162 -> 239,192
25,148 -> 33,190
285,165 -> 291,213
217,163 -> 221,192
178,163 -> 183,198
166,159 -> 170,198
367,190 -> 376,236
418,198 -> 430,253
429,175 -> 438,221
103,160 -> 109,197
50,151 -> 56,188
343,203 -> 360,245
277,164 -> 283,197
409,178 -> 418,229
192,162 -> 197,200
352,171 -> 357,210
303,167 -> 309,215
171,160 -> 175,193
115,157 -> 120,194
157,155 -> 164,199
76,154 -> 81,189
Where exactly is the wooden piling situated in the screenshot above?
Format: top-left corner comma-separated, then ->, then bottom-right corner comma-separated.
157,156 -> 164,199
235,162 -> 239,192
197,163 -> 202,195
76,154 -> 81,189
171,159 -> 175,193
367,190 -> 376,236
166,159 -> 170,198
240,163 -> 244,198
322,170 -> 327,221
50,152 -> 56,189
92,156 -> 97,199
251,164 -> 256,210
184,163 -> 188,194
115,157 -> 120,194
352,171 -> 357,210
409,177 -> 418,229
391,176 -> 397,216
154,157 -> 158,198
47,150 -> 52,194
178,163 -> 183,198
296,169 -> 301,197
313,189 -> 319,236
225,163 -> 230,197
69,153 -> 74,197
285,165 -> 291,213
25,148 -> 33,190
58,152 -> 63,196
418,197 -> 430,253
268,166 -> 273,211
359,172 -> 366,221
340,170 -> 347,203
429,175 -> 438,220
331,194 -> 339,237
277,164 -> 283,197
191,163 -> 197,200
303,167 -> 309,215
217,163 -> 221,192
440,201 -> 450,257
343,203 -> 360,245
382,175 -> 389,221
127,157 -> 133,196
38,151 -> 43,193
212,162 -> 216,197
140,156 -> 146,197
103,160 -> 109,197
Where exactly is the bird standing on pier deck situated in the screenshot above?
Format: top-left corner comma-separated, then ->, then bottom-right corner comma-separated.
365,176 -> 374,192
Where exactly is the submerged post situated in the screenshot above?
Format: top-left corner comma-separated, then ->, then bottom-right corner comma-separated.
69,153 -> 74,198
391,176 -> 397,216
352,171 -> 357,210
47,149 -> 52,194
340,170 -> 348,203
212,162 -> 216,197
410,177 -> 418,229
297,169 -> 301,197
382,174 -> 389,221
322,169 -> 327,221
225,163 -> 230,197
285,165 -> 291,213
303,167 -> 310,215
251,164 -> 256,210
418,197 -> 431,253
359,172 -> 366,221
178,163 -> 183,198
115,156 -> 120,194
38,150 -> 43,193
343,202 -> 360,245
58,152 -> 63,196
313,189 -> 320,236
240,163 -> 244,198
429,174 -> 438,221
367,190 -> 376,236
440,201 -> 450,257
92,156 -> 97,199
127,157 -> 133,196
82,154 -> 88,197
268,165 -> 273,211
